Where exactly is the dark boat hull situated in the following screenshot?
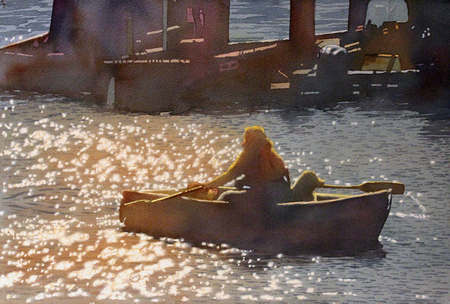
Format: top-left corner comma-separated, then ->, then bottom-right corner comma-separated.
119,189 -> 392,255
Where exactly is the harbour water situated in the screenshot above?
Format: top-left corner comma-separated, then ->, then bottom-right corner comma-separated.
1,1 -> 450,303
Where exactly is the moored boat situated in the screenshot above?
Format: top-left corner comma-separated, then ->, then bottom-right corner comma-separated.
119,188 -> 392,255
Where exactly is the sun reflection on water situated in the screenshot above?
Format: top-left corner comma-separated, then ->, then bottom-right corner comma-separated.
0,94 -> 448,302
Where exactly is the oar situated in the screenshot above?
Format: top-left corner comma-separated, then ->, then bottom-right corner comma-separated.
124,185 -> 204,206
320,181 -> 405,194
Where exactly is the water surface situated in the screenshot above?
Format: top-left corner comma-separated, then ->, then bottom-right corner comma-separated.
0,94 -> 449,303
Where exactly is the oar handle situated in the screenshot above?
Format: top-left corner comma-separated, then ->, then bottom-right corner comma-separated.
124,185 -> 204,206
150,185 -> 204,203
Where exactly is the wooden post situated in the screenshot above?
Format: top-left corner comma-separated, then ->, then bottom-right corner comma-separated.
290,0 -> 316,54
106,77 -> 115,107
162,0 -> 168,51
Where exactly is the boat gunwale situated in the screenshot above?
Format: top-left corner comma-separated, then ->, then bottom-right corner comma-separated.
281,189 -> 392,206
119,189 -> 392,254
121,189 -> 392,207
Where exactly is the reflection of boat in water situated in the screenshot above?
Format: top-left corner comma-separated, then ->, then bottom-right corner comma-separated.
0,0 -> 448,113
120,188 -> 392,255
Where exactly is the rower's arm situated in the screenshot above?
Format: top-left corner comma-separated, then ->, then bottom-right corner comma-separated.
206,152 -> 246,188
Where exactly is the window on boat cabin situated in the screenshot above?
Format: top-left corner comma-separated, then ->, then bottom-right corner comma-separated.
365,0 -> 408,27
228,0 -> 290,43
315,0 -> 350,34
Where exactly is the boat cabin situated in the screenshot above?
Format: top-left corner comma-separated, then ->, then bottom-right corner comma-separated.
47,0 -> 415,65
1,0 -> 446,113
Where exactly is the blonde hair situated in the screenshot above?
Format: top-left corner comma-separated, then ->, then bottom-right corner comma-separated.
244,125 -> 265,134
242,126 -> 273,151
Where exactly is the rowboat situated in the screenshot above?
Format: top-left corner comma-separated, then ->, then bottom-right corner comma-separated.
119,187 -> 392,255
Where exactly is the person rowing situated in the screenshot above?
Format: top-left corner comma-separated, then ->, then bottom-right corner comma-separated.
189,126 -> 324,212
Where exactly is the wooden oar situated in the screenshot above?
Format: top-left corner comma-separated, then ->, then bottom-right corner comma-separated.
124,185 -> 204,206
320,181 -> 405,194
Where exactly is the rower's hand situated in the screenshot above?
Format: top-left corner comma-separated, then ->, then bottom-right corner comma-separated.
187,182 -> 219,200
187,182 -> 205,189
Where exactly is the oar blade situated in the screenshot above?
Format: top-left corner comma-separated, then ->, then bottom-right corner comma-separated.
360,182 -> 405,194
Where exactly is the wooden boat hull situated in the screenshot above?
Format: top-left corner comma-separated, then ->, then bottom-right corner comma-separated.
119,189 -> 392,255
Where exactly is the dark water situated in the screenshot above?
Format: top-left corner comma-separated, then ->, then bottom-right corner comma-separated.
1,1 -> 450,303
